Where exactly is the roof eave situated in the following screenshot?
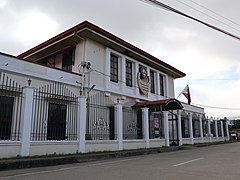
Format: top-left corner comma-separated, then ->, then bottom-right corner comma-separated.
17,21 -> 186,78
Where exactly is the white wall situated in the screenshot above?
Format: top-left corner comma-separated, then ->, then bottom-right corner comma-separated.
0,143 -> 21,158
0,54 -> 82,88
149,139 -> 166,148
85,140 -> 118,152
72,40 -> 85,73
30,142 -> 78,156
84,38 -> 106,91
123,140 -> 146,149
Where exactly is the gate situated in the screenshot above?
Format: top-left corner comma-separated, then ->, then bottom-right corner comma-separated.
168,111 -> 179,146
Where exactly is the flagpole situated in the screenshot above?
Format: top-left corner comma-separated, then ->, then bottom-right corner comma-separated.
177,93 -> 181,99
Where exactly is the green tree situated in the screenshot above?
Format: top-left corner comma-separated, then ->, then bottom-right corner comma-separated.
233,119 -> 240,129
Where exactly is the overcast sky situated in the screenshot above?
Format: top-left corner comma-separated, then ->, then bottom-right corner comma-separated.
1,0 -> 240,119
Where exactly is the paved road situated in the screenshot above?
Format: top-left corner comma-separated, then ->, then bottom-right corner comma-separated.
1,143 -> 240,180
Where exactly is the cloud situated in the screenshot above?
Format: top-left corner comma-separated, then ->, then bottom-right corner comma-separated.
15,11 -> 59,47
0,0 -> 239,118
0,0 -> 7,8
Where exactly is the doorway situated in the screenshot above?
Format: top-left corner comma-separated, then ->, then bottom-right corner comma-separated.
168,111 -> 179,146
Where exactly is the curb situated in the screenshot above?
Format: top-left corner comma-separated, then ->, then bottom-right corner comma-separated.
0,146 -> 181,171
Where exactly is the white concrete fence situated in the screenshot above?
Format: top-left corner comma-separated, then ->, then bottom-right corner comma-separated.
0,54 -> 230,158
1,86 -> 229,158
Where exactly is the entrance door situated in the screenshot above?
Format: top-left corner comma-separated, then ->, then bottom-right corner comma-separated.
168,111 -> 179,146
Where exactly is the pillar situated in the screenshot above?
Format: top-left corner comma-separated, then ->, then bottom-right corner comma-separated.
20,86 -> 34,156
189,112 -> 194,144
220,121 -> 224,140
142,107 -> 149,148
135,63 -> 140,96
226,121 -> 230,140
207,119 -> 212,142
215,120 -> 219,140
78,96 -> 87,153
116,103 -> 123,150
199,115 -> 204,143
163,111 -> 169,147
177,110 -> 183,146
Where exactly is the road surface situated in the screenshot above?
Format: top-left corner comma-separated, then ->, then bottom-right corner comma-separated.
1,142 -> 240,180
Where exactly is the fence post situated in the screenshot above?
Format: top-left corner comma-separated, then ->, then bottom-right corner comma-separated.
20,86 -> 34,156
177,110 -> 183,146
226,121 -> 230,141
163,111 -> 169,147
220,121 -> 224,140
142,107 -> 149,148
199,115 -> 204,143
215,120 -> 219,140
207,119 -> 212,142
115,103 -> 123,150
178,110 -> 183,146
78,96 -> 87,153
189,112 -> 194,144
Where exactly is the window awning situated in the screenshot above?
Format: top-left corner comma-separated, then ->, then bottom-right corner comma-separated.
133,98 -> 183,111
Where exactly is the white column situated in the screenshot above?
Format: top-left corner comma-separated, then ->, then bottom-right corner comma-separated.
142,107 -> 149,148
207,119 -> 212,142
78,96 -> 87,153
165,75 -> 169,97
226,121 -> 230,140
220,121 -> 224,140
189,113 -> 194,144
116,103 -> 123,150
156,73 -> 160,98
20,86 -> 34,156
163,111 -> 169,147
121,57 -> 126,91
135,63 -> 140,96
177,110 -> 183,146
105,48 -> 111,91
199,115 -> 204,143
215,120 -> 219,140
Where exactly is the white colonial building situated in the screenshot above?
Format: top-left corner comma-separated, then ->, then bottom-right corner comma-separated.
0,21 -> 229,158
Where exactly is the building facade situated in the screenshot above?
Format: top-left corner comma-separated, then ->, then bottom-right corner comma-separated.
0,21 -> 229,158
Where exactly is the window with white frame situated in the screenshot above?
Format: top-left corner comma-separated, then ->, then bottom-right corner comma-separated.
126,60 -> 133,87
110,54 -> 118,83
150,70 -> 155,93
159,74 -> 165,96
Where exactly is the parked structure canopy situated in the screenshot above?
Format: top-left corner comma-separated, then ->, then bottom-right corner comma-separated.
133,98 -> 183,111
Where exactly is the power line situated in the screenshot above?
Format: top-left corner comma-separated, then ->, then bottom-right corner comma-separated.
192,103 -> 240,110
187,0 -> 240,28
177,78 -> 240,81
140,0 -> 240,41
175,0 -> 240,33
205,111 -> 225,118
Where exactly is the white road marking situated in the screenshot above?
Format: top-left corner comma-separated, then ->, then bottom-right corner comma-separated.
173,157 -> 204,167
0,157 -> 140,179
